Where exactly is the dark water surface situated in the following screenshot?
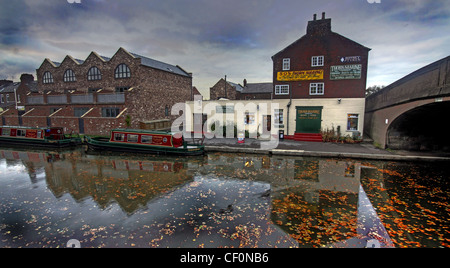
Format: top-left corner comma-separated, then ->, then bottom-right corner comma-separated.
0,147 -> 448,248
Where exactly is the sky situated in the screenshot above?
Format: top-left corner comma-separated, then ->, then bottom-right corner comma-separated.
0,0 -> 449,97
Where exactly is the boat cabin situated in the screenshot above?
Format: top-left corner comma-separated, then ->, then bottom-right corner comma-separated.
0,126 -> 66,140
109,129 -> 184,148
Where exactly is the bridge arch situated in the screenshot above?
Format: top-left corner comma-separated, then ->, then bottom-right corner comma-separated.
386,100 -> 450,151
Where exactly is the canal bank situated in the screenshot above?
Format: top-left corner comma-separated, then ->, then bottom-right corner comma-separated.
203,138 -> 450,162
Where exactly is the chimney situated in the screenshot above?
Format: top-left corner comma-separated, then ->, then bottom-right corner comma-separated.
307,12 -> 331,36
243,79 -> 247,87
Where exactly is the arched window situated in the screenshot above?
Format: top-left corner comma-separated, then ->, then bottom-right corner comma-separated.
87,67 -> 102,81
115,64 -> 131,79
64,69 -> 76,82
43,72 -> 54,84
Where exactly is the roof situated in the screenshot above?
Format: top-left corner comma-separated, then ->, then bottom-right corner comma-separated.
38,47 -> 192,78
130,52 -> 191,77
241,83 -> 273,94
0,82 -> 20,93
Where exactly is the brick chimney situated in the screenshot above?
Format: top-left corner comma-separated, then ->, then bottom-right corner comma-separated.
307,12 -> 331,36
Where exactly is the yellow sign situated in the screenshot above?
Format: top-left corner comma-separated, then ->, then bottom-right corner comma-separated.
277,70 -> 323,81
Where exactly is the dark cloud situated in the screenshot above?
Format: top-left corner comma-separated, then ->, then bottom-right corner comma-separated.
0,0 -> 449,92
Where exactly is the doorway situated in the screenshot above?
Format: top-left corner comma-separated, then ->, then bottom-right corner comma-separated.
295,106 -> 322,133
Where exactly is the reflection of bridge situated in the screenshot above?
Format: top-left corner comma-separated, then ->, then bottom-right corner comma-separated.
365,56 -> 450,150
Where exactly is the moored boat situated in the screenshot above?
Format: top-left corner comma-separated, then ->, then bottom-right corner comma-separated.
85,129 -> 204,156
0,126 -> 82,148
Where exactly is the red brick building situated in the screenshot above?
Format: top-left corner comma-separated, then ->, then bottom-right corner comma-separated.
5,47 -> 193,135
271,13 -> 370,138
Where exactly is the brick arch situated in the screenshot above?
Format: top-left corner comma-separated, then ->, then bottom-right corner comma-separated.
366,97 -> 450,148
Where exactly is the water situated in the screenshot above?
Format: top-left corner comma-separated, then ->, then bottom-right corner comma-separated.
0,147 -> 448,248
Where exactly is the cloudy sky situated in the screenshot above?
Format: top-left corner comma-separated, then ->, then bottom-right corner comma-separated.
0,0 -> 449,96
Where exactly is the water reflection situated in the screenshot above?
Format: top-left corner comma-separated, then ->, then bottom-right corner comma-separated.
0,148 -> 447,247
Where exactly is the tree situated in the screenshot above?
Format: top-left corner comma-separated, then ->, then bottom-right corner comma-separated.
366,85 -> 385,97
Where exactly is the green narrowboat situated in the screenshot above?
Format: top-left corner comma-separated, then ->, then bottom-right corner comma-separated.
0,126 -> 82,148
85,129 -> 204,156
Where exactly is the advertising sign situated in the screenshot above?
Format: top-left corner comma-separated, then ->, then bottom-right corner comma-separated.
330,64 -> 362,80
277,69 -> 323,81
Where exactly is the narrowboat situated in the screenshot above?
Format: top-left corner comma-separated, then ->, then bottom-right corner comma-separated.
0,126 -> 82,148
85,129 -> 205,156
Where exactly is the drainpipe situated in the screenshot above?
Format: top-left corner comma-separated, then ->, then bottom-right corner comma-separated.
286,87 -> 292,135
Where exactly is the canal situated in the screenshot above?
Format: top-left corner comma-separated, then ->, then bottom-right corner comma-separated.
0,147 -> 448,248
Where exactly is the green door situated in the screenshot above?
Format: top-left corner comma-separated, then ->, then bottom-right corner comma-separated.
296,106 -> 323,133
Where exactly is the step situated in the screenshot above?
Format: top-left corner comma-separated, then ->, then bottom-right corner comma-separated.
293,133 -> 323,142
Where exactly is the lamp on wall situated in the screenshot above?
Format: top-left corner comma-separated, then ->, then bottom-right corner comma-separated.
337,98 -> 342,104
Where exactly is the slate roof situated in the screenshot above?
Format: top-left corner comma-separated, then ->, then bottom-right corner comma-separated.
241,83 -> 273,94
130,52 -> 191,77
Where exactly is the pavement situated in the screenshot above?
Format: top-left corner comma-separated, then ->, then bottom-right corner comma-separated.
201,137 -> 450,162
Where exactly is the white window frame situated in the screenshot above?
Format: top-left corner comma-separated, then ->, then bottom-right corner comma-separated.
282,58 -> 290,71
309,83 -> 324,95
275,85 -> 289,95
312,56 -> 324,67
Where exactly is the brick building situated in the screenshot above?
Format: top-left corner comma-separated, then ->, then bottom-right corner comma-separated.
3,47 -> 193,135
209,78 -> 272,100
187,13 -> 370,141
272,12 -> 370,139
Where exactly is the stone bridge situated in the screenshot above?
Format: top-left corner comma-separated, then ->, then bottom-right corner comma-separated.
365,56 -> 450,150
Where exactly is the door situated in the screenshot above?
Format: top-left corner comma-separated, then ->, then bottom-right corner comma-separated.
78,118 -> 85,134
262,115 -> 271,136
296,106 -> 322,133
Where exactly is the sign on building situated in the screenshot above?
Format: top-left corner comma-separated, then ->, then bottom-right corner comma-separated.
277,69 -> 324,81
330,64 -> 362,80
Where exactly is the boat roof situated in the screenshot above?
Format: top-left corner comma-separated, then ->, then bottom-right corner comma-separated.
111,129 -> 180,135
0,126 -> 62,130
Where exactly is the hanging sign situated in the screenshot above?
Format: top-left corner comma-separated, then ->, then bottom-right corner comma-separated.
277,69 -> 323,81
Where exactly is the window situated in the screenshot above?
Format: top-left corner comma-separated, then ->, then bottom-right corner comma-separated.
274,109 -> 284,125
17,129 -> 26,137
64,69 -> 76,82
141,135 -> 152,143
74,107 -> 90,117
102,107 -> 120,118
127,134 -> 138,143
115,86 -> 130,93
244,112 -> 255,125
87,67 -> 102,81
115,64 -> 131,79
282,58 -> 290,71
114,133 -> 125,141
312,56 -> 324,67
275,85 -> 289,95
6,94 -> 9,103
309,83 -> 324,95
1,95 -> 3,103
165,105 -> 169,116
347,114 -> 359,131
43,72 -> 54,84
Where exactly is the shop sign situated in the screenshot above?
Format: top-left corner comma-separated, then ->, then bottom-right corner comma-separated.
330,64 -> 362,80
277,69 -> 323,81
297,109 -> 321,120
340,56 -> 361,63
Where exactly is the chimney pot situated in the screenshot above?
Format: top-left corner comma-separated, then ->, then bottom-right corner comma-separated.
313,14 -> 317,21
322,12 -> 326,19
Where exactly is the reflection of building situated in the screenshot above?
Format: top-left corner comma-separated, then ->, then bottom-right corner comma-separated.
43,152 -> 195,214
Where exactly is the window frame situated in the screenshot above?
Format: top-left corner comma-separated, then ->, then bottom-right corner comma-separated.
275,85 -> 290,95
63,69 -> 76,82
43,71 -> 54,84
282,58 -> 290,71
347,114 -> 359,131
115,63 -> 131,79
311,56 -> 324,67
87,66 -> 102,81
309,83 -> 324,95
